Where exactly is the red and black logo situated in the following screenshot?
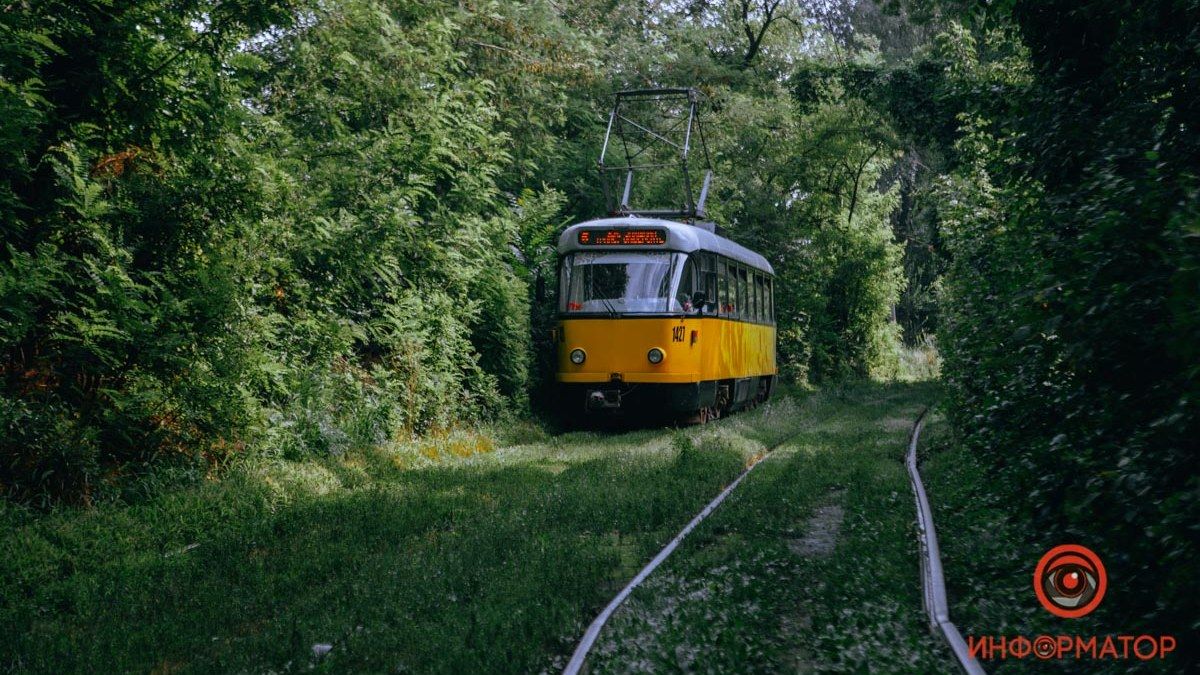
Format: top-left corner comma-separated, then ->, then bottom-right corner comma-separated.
1034,544 -> 1107,618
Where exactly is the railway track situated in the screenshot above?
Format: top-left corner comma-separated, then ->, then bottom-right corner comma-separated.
906,410 -> 986,674
562,422 -> 804,675
564,406 -> 983,674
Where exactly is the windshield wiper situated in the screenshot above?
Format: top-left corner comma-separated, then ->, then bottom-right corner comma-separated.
600,297 -> 619,317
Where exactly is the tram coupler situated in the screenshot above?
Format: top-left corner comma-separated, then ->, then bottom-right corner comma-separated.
586,389 -> 622,410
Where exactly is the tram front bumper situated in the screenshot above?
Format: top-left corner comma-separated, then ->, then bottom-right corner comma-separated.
569,382 -> 716,413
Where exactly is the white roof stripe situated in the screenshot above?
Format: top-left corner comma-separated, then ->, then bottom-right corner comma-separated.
557,216 -> 773,274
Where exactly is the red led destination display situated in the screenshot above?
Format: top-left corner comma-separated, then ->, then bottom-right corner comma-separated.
577,228 -> 667,246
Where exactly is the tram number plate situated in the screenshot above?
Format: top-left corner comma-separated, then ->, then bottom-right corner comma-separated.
672,326 -> 685,343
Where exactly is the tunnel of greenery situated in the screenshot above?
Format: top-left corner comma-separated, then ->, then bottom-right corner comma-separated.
1,0 -> 1195,653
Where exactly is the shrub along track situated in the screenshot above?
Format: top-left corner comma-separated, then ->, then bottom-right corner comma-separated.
573,381 -> 957,673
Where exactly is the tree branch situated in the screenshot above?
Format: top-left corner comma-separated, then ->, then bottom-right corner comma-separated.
847,146 -> 881,227
739,0 -> 787,69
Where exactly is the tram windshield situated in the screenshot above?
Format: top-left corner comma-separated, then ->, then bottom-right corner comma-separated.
560,252 -> 683,314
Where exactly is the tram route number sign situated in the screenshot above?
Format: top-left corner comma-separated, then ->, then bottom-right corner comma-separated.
577,228 -> 667,246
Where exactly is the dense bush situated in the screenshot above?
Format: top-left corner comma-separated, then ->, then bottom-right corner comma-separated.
720,91 -> 906,383
248,0 -> 538,434
0,0 -> 293,505
0,0 -> 563,503
923,2 -> 1198,648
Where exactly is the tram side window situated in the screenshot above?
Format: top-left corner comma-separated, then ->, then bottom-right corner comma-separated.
731,261 -> 740,316
719,259 -> 732,315
737,266 -> 748,321
731,260 -> 739,316
748,270 -> 758,319
747,269 -> 756,321
764,276 -> 771,322
760,274 -> 767,322
745,268 -> 753,321
754,274 -> 765,322
700,253 -> 718,314
753,272 -> 762,321
767,277 -> 774,323
723,262 -> 734,317
675,255 -> 696,312
716,260 -> 724,314
759,276 -> 767,323
750,272 -> 758,322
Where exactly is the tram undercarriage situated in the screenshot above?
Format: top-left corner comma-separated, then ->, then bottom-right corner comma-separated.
565,376 -> 774,423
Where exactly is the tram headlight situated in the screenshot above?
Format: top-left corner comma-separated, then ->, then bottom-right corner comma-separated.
647,348 -> 664,364
569,348 -> 586,365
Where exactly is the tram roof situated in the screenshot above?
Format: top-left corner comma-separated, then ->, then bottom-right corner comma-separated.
558,216 -> 773,275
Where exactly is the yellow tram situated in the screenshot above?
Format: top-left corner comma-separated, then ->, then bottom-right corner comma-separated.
555,217 -> 776,421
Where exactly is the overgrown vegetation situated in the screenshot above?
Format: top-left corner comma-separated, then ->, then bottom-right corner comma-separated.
2,0 -> 1195,665
922,409 -> 1184,673
894,1 -> 1198,652
0,384 -> 952,673
588,381 -> 947,673
1,0 -> 914,504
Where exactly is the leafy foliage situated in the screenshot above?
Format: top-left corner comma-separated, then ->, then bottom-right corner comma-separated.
0,0 -> 295,504
0,0 -> 925,507
0,0 -> 565,503
909,1 -> 1199,649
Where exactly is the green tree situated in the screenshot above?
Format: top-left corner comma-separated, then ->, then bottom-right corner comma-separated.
1,0 -> 296,504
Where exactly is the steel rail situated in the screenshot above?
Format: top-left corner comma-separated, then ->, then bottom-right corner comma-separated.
905,409 -> 986,675
563,431 -> 786,674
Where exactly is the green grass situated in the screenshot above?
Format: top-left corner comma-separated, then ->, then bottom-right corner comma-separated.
584,380 -> 955,673
2,383 -> 957,673
1,393 -> 797,673
897,335 -> 942,383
